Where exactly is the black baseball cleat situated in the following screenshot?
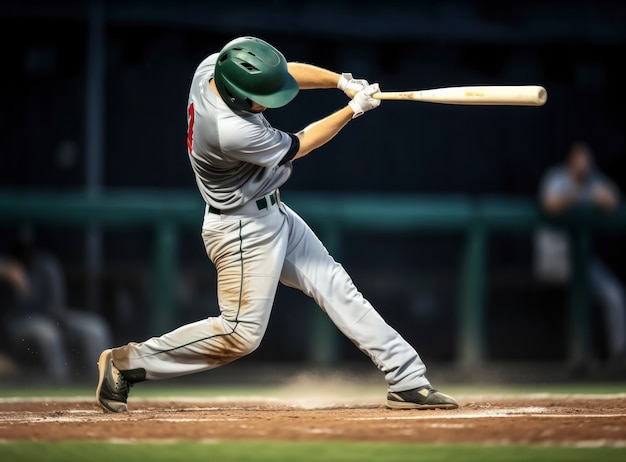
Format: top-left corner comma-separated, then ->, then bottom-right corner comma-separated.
386,385 -> 459,410
96,349 -> 131,413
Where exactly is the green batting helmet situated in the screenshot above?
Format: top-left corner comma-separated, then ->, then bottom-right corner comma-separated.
214,36 -> 299,111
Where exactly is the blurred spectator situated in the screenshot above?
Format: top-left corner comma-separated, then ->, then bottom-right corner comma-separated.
0,258 -> 24,378
534,140 -> 626,365
0,236 -> 114,383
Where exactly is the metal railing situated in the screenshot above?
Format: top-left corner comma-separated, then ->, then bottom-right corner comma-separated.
2,189 -> 624,367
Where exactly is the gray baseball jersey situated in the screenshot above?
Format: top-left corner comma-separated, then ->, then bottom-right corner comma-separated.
186,54 -> 299,212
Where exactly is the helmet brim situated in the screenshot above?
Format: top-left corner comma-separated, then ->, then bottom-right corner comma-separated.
247,75 -> 299,109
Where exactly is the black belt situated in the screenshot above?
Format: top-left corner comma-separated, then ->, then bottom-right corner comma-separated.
209,191 -> 278,215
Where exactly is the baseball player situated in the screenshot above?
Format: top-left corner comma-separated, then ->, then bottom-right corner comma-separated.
96,36 -> 458,412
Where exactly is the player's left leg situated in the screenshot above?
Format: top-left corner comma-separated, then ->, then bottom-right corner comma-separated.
97,205 -> 290,412
278,204 -> 458,409
110,210 -> 289,380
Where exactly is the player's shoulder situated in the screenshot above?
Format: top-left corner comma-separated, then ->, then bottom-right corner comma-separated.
193,53 -> 219,78
218,112 -> 271,150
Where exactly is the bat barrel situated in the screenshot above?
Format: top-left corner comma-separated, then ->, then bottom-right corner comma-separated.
374,85 -> 548,106
420,85 -> 547,106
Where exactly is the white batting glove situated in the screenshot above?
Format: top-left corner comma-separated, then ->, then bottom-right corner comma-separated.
337,72 -> 369,97
348,83 -> 381,119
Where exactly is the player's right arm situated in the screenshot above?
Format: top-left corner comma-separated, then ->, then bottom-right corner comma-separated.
287,63 -> 368,96
293,84 -> 381,160
287,63 -> 340,90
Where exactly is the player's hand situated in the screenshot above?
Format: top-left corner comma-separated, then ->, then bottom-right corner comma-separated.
337,72 -> 369,97
349,83 -> 381,119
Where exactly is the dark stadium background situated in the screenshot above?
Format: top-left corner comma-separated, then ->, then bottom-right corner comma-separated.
1,0 -> 624,370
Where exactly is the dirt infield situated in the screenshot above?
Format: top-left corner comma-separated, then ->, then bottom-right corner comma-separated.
1,394 -> 625,445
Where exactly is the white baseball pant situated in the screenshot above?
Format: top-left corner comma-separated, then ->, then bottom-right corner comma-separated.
111,193 -> 430,392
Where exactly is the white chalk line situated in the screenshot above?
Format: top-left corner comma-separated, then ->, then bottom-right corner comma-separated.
347,413 -> 626,421
1,406 -> 626,425
428,423 -> 469,429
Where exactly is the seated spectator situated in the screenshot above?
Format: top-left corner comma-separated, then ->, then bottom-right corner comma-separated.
534,140 -> 625,366
0,237 -> 114,383
0,259 -> 24,378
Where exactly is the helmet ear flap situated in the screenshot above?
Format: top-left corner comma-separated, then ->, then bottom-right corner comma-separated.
215,75 -> 254,110
222,86 -> 235,103
220,85 -> 254,109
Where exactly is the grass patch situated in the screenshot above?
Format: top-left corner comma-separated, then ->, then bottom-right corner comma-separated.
1,441 -> 625,462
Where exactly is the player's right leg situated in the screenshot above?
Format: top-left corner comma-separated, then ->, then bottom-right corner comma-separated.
278,203 -> 458,410
97,205 -> 289,412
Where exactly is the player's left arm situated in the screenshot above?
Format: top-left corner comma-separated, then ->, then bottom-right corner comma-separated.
288,62 -> 368,95
293,84 -> 381,160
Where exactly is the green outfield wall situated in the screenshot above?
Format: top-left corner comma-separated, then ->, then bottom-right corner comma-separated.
2,189 -> 625,367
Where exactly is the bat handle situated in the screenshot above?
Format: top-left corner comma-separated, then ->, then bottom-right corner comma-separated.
344,87 -> 361,99
344,88 -> 399,100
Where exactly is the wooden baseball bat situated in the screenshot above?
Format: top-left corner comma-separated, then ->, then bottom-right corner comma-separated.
346,85 -> 547,106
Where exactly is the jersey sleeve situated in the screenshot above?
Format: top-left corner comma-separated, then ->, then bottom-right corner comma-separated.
220,116 -> 299,168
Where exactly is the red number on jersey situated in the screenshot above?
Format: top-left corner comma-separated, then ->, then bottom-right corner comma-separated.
187,102 -> 195,155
